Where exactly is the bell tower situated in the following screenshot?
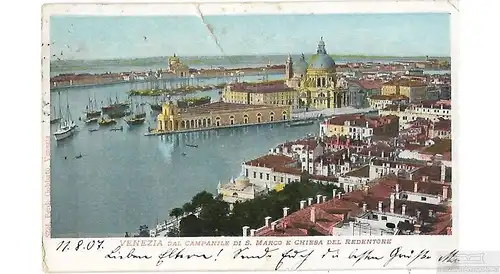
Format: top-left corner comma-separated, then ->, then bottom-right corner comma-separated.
285,53 -> 293,80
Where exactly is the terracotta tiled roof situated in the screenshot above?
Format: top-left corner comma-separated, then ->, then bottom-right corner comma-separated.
358,79 -> 383,90
369,94 -> 409,101
383,79 -> 427,87
245,154 -> 297,168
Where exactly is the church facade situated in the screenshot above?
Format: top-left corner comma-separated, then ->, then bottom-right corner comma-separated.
285,38 -> 350,110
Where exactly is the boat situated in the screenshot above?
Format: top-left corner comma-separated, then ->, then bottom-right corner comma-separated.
85,117 -> 98,124
125,117 -> 145,125
186,144 -> 198,148
110,126 -> 124,131
88,128 -> 99,132
125,98 -> 147,125
98,117 -> 117,126
286,120 -> 315,127
50,92 -> 62,124
85,93 -> 101,118
54,95 -> 77,141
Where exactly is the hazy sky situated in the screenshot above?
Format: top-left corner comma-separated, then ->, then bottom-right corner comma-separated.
50,13 -> 450,60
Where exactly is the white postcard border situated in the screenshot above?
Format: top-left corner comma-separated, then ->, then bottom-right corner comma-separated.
41,1 -> 459,272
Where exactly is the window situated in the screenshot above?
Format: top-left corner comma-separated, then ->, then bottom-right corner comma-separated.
273,176 -> 276,181
280,177 -> 284,183
253,172 -> 256,178
245,169 -> 248,177
421,197 -> 427,201
381,216 -> 388,221
372,214 -> 379,219
288,178 -> 291,183
260,173 -> 263,179
266,174 -> 270,180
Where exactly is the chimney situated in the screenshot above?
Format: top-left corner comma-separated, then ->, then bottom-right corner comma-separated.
264,216 -> 272,227
440,164 -> 446,182
416,210 -> 421,220
332,189 -> 337,199
414,181 -> 418,193
442,186 -> 449,200
381,151 -> 385,158
310,207 -> 316,223
422,176 -> 428,182
349,221 -> 355,235
378,201 -> 383,212
428,209 -> 434,218
283,207 -> 290,217
362,202 -> 367,212
316,194 -> 322,204
395,184 -> 400,199
271,222 -> 277,231
409,172 -> 413,180
300,200 -> 306,209
401,204 -> 406,215
390,193 -> 395,213
322,195 -> 327,203
308,197 -> 313,206
250,229 -> 256,236
337,193 -> 342,199
242,226 -> 250,237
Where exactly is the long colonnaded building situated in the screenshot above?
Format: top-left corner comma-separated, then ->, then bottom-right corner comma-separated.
156,101 -> 292,133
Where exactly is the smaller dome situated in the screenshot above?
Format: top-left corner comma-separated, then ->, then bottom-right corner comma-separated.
234,175 -> 250,187
293,53 -> 308,76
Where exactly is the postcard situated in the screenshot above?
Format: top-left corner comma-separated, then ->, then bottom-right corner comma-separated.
42,1 -> 458,272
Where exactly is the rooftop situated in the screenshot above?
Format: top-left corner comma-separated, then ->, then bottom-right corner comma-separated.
176,101 -> 281,115
369,94 -> 409,101
383,79 -> 427,87
325,114 -> 398,128
344,165 -> 370,178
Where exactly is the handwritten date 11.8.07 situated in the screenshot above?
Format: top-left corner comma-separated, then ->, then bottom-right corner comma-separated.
56,240 -> 105,252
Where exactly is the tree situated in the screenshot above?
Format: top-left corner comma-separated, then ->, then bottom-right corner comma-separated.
199,199 -> 230,236
167,227 -> 180,237
182,202 -> 196,214
191,191 -> 215,208
169,207 -> 184,219
179,214 -> 204,237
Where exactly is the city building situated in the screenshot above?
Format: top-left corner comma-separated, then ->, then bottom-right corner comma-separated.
156,101 -> 292,133
242,154 -> 302,190
429,119 -> 452,139
284,38 -> 350,110
319,114 -> 399,139
167,54 -> 189,77
217,175 -> 267,210
398,138 -> 452,165
222,80 -> 300,109
379,100 -> 451,128
381,79 -> 428,103
368,94 -> 409,110
247,174 -> 451,237
347,79 -> 383,108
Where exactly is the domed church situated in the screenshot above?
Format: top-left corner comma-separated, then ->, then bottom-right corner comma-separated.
285,37 -> 349,110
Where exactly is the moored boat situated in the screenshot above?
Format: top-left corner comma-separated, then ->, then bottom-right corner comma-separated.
98,117 -> 117,126
54,95 -> 77,141
125,117 -> 146,126
85,117 -> 99,124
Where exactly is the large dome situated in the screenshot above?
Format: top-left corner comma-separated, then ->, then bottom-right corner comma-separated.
308,37 -> 336,71
293,54 -> 308,75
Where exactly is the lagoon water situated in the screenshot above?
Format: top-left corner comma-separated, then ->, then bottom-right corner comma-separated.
50,72 -> 322,237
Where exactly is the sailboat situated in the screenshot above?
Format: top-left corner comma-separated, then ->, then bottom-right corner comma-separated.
98,116 -> 117,126
125,98 -> 146,126
149,95 -> 163,112
54,94 -> 77,141
50,92 -> 62,124
85,93 -> 101,119
50,106 -> 61,124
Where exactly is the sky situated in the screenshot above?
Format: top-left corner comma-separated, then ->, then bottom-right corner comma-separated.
50,13 -> 450,60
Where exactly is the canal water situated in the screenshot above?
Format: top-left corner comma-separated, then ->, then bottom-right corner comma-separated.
50,73 -> 322,237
